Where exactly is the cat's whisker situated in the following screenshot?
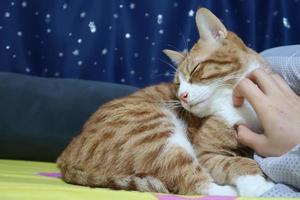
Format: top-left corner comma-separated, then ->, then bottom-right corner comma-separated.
164,102 -> 182,106
167,44 -> 186,56
180,32 -> 189,53
150,73 -> 175,79
164,104 -> 183,109
161,100 -> 181,103
158,58 -> 178,73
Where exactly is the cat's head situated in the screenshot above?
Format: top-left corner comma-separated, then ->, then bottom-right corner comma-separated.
164,8 -> 268,117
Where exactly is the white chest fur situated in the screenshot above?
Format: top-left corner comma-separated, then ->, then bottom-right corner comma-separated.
210,89 -> 261,132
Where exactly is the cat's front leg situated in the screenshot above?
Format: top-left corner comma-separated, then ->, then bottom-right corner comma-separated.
233,174 -> 274,197
199,154 -> 274,197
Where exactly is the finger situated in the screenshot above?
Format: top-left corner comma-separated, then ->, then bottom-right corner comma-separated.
233,78 -> 267,112
237,125 -> 269,156
271,73 -> 298,97
247,68 -> 277,95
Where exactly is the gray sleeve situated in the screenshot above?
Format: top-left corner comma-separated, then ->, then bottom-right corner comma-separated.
254,144 -> 300,190
260,45 -> 300,96
261,183 -> 300,197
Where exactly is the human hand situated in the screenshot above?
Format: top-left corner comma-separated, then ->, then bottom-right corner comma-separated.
233,68 -> 300,157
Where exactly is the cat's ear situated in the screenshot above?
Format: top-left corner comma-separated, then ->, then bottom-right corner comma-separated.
163,49 -> 185,65
196,8 -> 227,42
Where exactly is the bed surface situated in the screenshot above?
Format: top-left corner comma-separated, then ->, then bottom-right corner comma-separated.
0,159 -> 292,200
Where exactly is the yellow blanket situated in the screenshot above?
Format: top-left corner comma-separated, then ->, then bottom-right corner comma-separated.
0,159 -> 289,200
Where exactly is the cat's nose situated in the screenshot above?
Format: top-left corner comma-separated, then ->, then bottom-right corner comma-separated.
179,92 -> 188,103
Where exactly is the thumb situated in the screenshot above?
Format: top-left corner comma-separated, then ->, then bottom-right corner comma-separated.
237,125 -> 268,155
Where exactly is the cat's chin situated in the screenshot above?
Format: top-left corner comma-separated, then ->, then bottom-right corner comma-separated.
182,101 -> 211,118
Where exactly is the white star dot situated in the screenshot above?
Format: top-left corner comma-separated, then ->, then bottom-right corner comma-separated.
72,49 -> 80,56
108,26 -> 112,30
130,70 -> 135,75
35,11 -> 39,16
93,61 -> 98,65
120,56 -> 124,60
80,12 -> 86,18
125,33 -> 131,39
273,10 -> 279,16
113,13 -> 119,19
119,4 -> 124,8
102,48 -> 108,55
225,9 -> 229,13
145,13 -> 149,17
151,57 -> 155,61
134,52 -> 139,58
21,1 -> 27,8
158,29 -> 164,34
77,60 -> 83,66
120,78 -> 125,83
157,14 -> 163,24
187,38 -> 191,42
88,21 -> 96,33
0,26 -> 3,30
46,28 -> 52,33
283,17 -> 291,29
17,31 -> 22,36
151,42 -> 155,46
5,45 -> 10,50
44,68 -> 48,72
129,3 -> 135,9
173,2 -> 178,7
11,2 -> 15,6
62,3 -> 68,9
12,54 -> 16,58
188,10 -> 194,17
246,19 -> 251,23
145,36 -> 149,40
58,52 -> 63,57
77,38 -> 82,43
45,14 -> 51,23
164,71 -> 171,77
68,32 -> 72,36
54,72 -> 60,77
4,12 -> 10,18
25,67 -> 31,72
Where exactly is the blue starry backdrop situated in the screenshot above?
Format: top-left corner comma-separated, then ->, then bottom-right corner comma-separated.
1,0 -> 300,87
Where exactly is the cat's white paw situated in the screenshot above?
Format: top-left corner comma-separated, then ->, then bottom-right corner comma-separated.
235,175 -> 275,197
207,183 -> 238,196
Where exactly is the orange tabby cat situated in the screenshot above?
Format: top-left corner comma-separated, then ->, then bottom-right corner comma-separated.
57,8 -> 274,196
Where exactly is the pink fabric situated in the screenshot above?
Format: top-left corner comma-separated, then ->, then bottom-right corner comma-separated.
156,194 -> 236,200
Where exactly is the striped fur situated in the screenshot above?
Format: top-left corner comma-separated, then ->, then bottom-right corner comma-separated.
58,8 -> 273,196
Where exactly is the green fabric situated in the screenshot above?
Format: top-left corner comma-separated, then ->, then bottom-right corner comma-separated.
0,159 -> 156,200
0,159 -> 291,200
0,72 -> 137,162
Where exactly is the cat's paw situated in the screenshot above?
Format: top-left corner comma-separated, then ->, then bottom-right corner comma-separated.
235,175 -> 275,197
207,183 -> 238,196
